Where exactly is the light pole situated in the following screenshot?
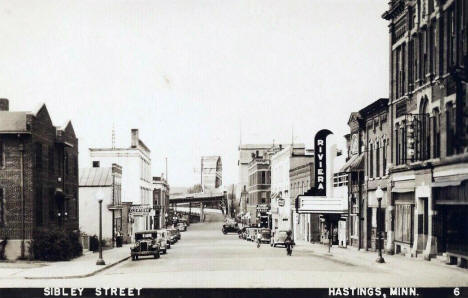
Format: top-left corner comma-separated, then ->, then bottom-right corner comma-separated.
96,191 -> 105,265
375,186 -> 385,263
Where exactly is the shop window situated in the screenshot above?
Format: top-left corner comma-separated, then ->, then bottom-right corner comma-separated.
395,204 -> 414,244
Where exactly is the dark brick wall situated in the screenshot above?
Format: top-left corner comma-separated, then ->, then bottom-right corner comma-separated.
0,105 -> 79,240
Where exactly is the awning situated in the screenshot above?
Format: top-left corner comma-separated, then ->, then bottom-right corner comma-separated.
339,153 -> 364,173
391,187 -> 414,193
432,175 -> 468,188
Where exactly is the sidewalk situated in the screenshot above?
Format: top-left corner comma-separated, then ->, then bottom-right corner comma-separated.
294,240 -> 468,280
0,245 -> 130,280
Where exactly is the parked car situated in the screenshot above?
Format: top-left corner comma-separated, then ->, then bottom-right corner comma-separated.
177,222 -> 187,232
222,222 -> 239,234
156,229 -> 170,253
130,230 -> 160,261
167,227 -> 180,244
271,230 -> 291,247
258,228 -> 271,244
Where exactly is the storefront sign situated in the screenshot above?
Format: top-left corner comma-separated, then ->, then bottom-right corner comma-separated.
130,205 -> 151,216
278,198 -> 285,207
313,129 -> 333,196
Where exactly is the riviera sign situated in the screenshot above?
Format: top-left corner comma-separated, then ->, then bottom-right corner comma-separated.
313,129 -> 333,197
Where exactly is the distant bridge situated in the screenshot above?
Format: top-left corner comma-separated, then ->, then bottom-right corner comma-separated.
169,190 -> 227,222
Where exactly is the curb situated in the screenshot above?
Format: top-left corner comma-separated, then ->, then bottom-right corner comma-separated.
24,256 -> 130,280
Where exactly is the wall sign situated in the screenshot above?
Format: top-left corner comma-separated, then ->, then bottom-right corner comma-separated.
313,129 -> 333,197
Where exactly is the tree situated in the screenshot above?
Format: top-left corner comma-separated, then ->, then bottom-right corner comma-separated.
187,184 -> 203,194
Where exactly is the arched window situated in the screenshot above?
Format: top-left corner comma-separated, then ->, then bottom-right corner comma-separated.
369,142 -> 374,178
432,108 -> 440,158
419,98 -> 430,160
375,141 -> 380,177
446,102 -> 456,156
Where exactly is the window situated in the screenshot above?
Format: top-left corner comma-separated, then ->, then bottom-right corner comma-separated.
0,188 -> 4,226
383,139 -> 387,175
369,143 -> 374,178
376,142 -> 380,178
93,161 -> 100,168
432,109 -> 440,158
395,204 -> 414,244
48,147 -> 54,174
446,102 -> 455,156
35,143 -> 42,169
65,152 -> 69,175
48,188 -> 55,222
35,186 -> 43,226
261,172 -> 266,184
0,138 -> 4,168
74,157 -> 78,176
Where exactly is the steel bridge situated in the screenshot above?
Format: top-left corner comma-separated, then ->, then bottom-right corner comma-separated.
169,190 -> 227,222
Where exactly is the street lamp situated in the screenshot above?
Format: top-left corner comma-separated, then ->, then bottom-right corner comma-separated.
375,186 -> 385,263
96,190 -> 105,265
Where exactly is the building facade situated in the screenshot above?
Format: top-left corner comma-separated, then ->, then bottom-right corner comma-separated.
153,174 -> 169,229
0,99 -> 79,260
270,145 -> 308,233
383,0 -> 468,262
345,98 -> 390,251
201,156 -> 222,191
89,129 -> 153,235
289,154 -> 319,242
79,164 -> 122,246
247,154 -> 271,227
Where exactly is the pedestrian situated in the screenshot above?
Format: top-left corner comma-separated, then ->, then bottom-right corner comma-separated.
256,230 -> 262,248
284,230 -> 294,256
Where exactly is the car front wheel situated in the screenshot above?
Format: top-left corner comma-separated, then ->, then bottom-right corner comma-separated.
154,252 -> 160,259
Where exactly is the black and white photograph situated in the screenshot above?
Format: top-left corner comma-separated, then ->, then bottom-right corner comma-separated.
0,0 -> 467,297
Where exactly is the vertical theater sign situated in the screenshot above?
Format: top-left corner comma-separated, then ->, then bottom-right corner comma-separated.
296,129 -> 348,245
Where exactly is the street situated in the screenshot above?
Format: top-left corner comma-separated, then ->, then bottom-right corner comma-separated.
1,215 -> 467,288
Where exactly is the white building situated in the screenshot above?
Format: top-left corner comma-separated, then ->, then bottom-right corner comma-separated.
79,164 -> 122,245
270,145 -> 306,232
89,129 -> 153,234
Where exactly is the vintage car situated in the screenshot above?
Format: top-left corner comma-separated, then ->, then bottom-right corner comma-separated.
246,227 -> 258,241
177,222 -> 187,232
167,228 -> 180,244
271,230 -> 292,247
258,228 -> 271,244
130,230 -> 160,260
222,222 -> 239,234
156,229 -> 170,253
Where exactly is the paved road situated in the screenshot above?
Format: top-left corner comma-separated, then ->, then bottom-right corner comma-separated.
4,216 -> 468,288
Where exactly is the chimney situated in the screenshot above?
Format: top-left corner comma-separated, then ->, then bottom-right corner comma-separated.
0,98 -> 9,111
131,129 -> 139,148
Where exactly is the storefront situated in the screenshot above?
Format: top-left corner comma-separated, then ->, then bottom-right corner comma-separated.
392,190 -> 415,256
367,188 -> 388,252
433,179 -> 468,261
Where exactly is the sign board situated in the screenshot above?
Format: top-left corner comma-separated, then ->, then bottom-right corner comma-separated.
296,196 -> 348,214
313,129 -> 333,196
130,205 -> 152,216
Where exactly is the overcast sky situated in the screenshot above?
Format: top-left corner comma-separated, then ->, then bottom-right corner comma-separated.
0,0 -> 389,188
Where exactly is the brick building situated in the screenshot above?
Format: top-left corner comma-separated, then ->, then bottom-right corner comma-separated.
345,98 -> 390,251
0,99 -> 79,260
153,174 -> 170,229
247,154 -> 271,227
383,0 -> 468,263
289,152 -> 318,242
